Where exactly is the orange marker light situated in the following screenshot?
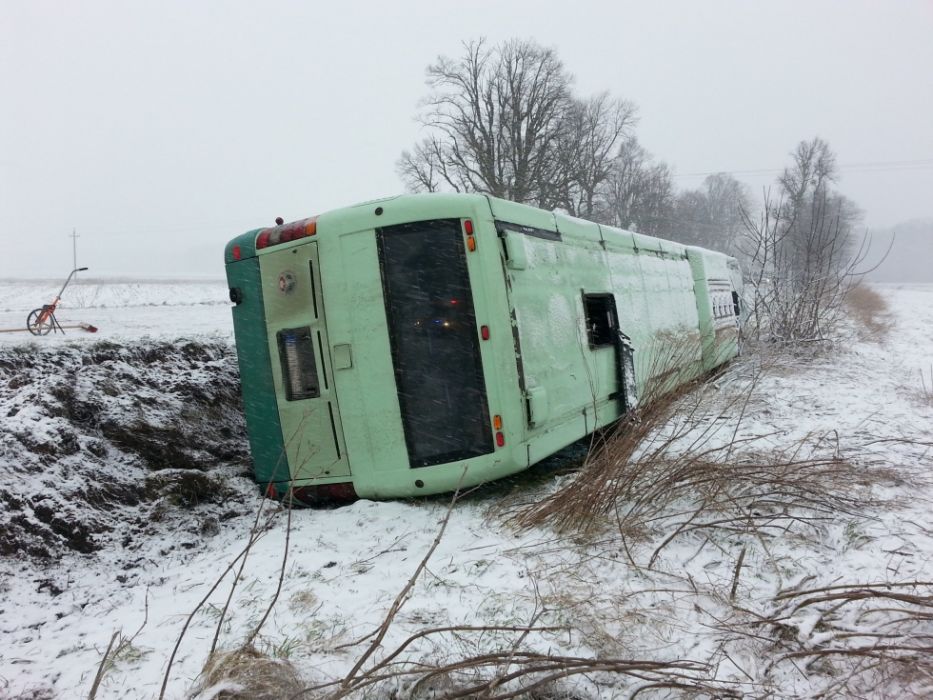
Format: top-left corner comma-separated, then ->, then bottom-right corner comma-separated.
467,236 -> 476,252
493,415 -> 502,430
305,218 -> 317,236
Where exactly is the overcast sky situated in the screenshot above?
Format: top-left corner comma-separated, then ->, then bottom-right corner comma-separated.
2,0 -> 931,279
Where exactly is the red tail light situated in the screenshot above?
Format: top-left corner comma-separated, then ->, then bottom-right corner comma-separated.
464,219 -> 476,252
256,217 -> 318,250
496,432 -> 505,447
481,325 -> 490,340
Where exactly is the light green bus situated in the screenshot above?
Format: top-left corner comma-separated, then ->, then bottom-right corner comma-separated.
223,194 -> 742,503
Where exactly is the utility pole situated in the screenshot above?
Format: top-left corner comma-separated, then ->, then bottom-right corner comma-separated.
70,229 -> 79,280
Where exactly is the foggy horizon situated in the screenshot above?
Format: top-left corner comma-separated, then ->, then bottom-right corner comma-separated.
2,0 -> 932,279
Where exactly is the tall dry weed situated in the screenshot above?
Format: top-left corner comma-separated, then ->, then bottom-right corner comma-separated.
919,365 -> 933,406
512,340 -> 894,569
845,282 -> 891,337
511,338 -> 721,535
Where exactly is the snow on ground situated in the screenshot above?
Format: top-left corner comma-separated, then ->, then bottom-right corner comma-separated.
0,279 -> 229,314
0,279 -> 232,344
1,281 -> 932,699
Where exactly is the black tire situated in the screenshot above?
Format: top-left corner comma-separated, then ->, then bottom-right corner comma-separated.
27,307 -> 54,335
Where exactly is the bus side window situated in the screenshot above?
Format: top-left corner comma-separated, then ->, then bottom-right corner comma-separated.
583,294 -> 616,347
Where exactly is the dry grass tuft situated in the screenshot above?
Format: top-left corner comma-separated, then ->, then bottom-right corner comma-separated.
845,283 -> 891,338
189,646 -> 305,700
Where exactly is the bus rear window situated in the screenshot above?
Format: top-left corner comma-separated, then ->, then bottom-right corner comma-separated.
377,219 -> 492,467
276,327 -> 320,401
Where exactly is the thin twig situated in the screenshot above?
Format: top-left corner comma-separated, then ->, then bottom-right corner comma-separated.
87,631 -> 120,700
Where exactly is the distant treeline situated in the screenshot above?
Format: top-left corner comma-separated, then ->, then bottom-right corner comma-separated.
398,38 -> 885,341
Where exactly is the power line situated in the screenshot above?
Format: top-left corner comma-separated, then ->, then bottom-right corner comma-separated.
673,158 -> 933,178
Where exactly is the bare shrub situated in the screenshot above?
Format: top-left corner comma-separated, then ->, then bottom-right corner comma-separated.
510,341 -> 703,535
721,581 -> 933,698
396,651 -> 728,699
510,336 -> 725,535
512,342 -> 897,570
737,138 -> 889,344
189,646 -> 304,700
739,189 -> 868,343
303,628 -> 732,699
845,282 -> 891,337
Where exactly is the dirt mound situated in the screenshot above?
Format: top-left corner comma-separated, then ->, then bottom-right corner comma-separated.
0,339 -> 255,560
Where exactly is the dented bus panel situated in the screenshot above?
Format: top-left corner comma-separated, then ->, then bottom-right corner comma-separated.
224,193 -> 742,502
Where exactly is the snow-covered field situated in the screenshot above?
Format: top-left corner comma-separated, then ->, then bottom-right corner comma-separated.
0,279 -> 232,344
1,280 -> 932,699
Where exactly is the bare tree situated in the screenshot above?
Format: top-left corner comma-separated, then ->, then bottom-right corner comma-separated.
398,39 -> 637,214
399,39 -> 572,207
779,136 -> 837,212
595,137 -> 647,228
596,137 -> 675,237
739,138 -> 867,342
671,173 -> 749,252
553,93 -> 638,218
397,137 -> 445,193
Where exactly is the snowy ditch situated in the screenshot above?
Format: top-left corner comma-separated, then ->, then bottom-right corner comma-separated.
0,340 -> 253,562
0,284 -> 932,699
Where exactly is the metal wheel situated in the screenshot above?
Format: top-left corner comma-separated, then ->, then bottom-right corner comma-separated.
27,307 -> 54,335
